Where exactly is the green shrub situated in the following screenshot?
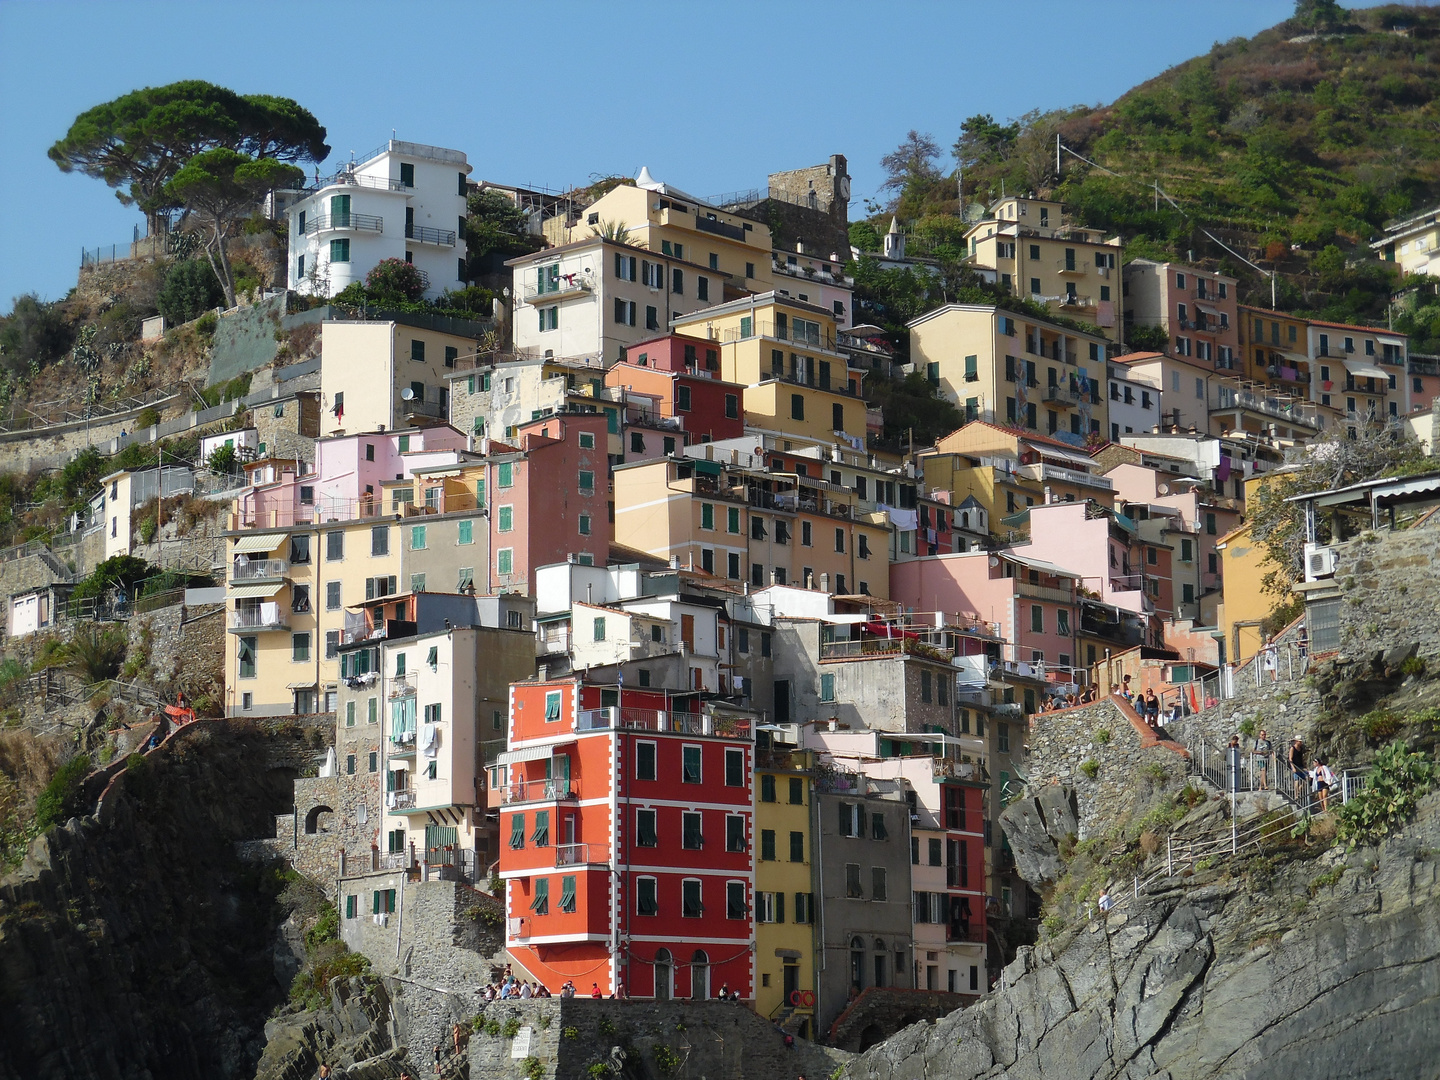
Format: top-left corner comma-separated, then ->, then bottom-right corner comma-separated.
1142,762 -> 1168,782
305,904 -> 340,951
365,258 -> 428,304
597,1017 -> 617,1037
135,406 -> 161,430
63,627 -> 128,684
0,657 -> 26,690
1080,759 -> 1100,780
484,1019 -> 502,1037
1401,655 -> 1427,678
502,1017 -> 521,1039
562,1026 -> 580,1041
157,259 -> 224,325
1338,741 -> 1438,848
34,753 -> 93,829
195,311 -> 218,338
1308,865 -> 1346,895
522,1057 -> 544,1080
1094,728 -> 1111,744
1357,710 -> 1402,741
1042,914 -> 1063,935
1238,717 -> 1257,738
586,1064 -> 612,1080
652,1045 -> 681,1076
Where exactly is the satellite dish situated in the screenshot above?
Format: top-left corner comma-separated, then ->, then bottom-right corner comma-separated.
989,556 -> 1000,567
1158,482 -> 1170,495
400,388 -> 416,400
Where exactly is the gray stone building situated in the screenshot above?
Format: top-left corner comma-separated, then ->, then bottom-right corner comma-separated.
813,774 -> 913,1037
771,618 -> 958,733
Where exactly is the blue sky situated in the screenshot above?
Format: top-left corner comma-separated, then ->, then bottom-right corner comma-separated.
0,0 -> 1304,308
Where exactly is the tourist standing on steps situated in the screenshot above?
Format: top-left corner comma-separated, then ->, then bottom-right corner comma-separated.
1226,735 -> 1243,792
1313,756 -> 1336,813
1289,737 -> 1309,806
1262,638 -> 1279,683
1253,730 -> 1272,791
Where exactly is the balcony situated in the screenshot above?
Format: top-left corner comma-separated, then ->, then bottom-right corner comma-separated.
389,671 -> 418,698
1043,384 -> 1081,407
232,557 -> 289,582
499,777 -> 579,805
1015,580 -> 1074,605
1058,294 -> 1093,310
695,214 -> 746,242
391,789 -> 417,811
404,222 -> 456,247
721,320 -> 839,355
303,170 -> 411,194
1056,259 -> 1090,275
1015,462 -> 1112,494
555,842 -> 610,868
304,212 -> 384,235
933,757 -> 988,783
523,273 -> 595,304
400,396 -> 446,420
576,707 -> 752,739
819,636 -> 954,663
228,602 -> 288,632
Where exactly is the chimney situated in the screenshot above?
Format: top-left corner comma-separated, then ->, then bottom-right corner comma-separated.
1043,485 -> 1053,504
669,555 -> 680,570
538,663 -> 548,681
796,240 -> 806,255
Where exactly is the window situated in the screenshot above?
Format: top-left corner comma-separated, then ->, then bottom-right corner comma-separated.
682,879 -> 703,917
789,777 -> 803,804
498,462 -> 514,488
1031,605 -> 1044,633
326,631 -> 339,659
790,393 -> 805,420
289,535 -> 310,565
578,514 -> 591,536
497,505 -> 513,532
371,526 -> 389,557
579,470 -> 594,492
292,633 -> 310,662
530,878 -> 549,915
760,773 -> 776,802
592,616 -> 606,642
560,874 -> 576,914
726,881 -> 747,920
509,814 -> 525,849
794,892 -> 812,924
325,531 -> 344,562
839,801 -> 864,837
542,691 -> 562,722
872,867 -> 888,901
820,673 -> 836,701
1057,608 -> 1070,636
920,669 -> 932,704
637,876 -> 658,915
727,815 -> 747,853
845,863 -> 863,898
411,525 -> 427,550
291,583 -> 311,614
725,747 -> 744,786
697,276 -> 709,301
671,268 -> 684,295
330,238 -> 350,262
613,298 -> 636,326
531,811 -> 550,847
801,521 -> 812,547
645,305 -> 659,331
636,808 -> 658,847
538,306 -> 558,331
682,746 -> 702,783
871,812 -> 888,841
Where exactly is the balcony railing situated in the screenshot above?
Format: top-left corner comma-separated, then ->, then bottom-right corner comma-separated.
391,789 -> 417,810
576,707 -> 752,739
695,214 -> 746,241
1043,384 -> 1081,406
389,670 -> 418,697
232,557 -> 289,581
1056,259 -> 1089,275
1058,294 -> 1093,310
1015,580 -> 1074,605
229,602 -> 288,631
1016,462 -> 1112,492
722,320 -> 838,354
523,274 -> 595,304
933,757 -> 988,783
405,222 -> 456,246
555,842 -> 609,867
819,636 -> 955,663
301,170 -> 411,194
1109,573 -> 1145,592
499,777 -> 578,805
304,212 -> 384,235
401,397 -> 446,419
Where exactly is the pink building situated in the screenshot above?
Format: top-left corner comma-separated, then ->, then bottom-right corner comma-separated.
1016,501 -> 1173,623
235,426 -> 470,528
890,550 -> 1081,691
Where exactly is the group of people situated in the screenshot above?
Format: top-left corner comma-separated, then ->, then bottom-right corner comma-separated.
1117,677 -> 1184,727
1039,687 -> 1100,713
1226,731 -> 1339,812
477,976 -> 552,1000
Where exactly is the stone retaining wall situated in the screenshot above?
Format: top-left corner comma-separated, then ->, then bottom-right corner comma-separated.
1326,521 -> 1440,662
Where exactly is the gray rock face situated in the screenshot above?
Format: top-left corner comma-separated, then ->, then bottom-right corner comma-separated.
845,792 -> 1440,1080
999,787 -> 1079,886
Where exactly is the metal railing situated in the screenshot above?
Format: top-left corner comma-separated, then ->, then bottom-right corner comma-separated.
499,777 -> 578,804
392,789 -> 417,810
389,670 -> 418,697
304,212 -> 384,235
1056,258 -> 1090,274
232,558 -> 289,581
405,222 -> 456,246
555,842 -> 609,867
575,706 -> 752,739
299,171 -> 411,194
229,603 -> 288,631
721,320 -> 838,353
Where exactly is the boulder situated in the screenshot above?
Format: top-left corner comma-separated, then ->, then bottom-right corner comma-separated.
1000,786 -> 1079,886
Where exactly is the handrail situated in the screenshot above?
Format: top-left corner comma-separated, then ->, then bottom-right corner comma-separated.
405,222 -> 457,246
304,212 -> 384,235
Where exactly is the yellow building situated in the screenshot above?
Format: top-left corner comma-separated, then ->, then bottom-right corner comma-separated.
964,196 -> 1123,340
907,304 -> 1109,444
1370,204 -> 1440,277
754,746 -> 818,1038
317,317 -> 489,436
1214,473 -> 1286,664
1236,306 -> 1312,397
612,454 -> 892,599
670,293 -> 868,448
919,422 -> 1116,532
545,174 -> 775,296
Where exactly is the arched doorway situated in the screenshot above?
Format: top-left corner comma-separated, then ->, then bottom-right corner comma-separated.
849,937 -> 865,993
654,948 -> 672,1000
872,938 -> 887,988
691,950 -> 709,1000
304,805 -> 334,834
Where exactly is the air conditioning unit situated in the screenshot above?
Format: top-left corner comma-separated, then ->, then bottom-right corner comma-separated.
1304,541 -> 1337,582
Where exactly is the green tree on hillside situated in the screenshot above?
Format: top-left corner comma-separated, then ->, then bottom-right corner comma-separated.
155,259 -> 224,325
0,296 -> 74,379
49,82 -> 327,234
165,148 -> 304,307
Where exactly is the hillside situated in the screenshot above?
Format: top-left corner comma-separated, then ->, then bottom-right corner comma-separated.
859,3 -> 1440,339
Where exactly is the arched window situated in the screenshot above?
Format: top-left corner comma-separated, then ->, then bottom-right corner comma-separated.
654,948 -> 672,1000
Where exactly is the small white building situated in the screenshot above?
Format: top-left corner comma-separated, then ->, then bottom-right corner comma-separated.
1105,362 -> 1161,442
287,140 -> 471,301
200,427 -> 259,465
91,466 -> 195,559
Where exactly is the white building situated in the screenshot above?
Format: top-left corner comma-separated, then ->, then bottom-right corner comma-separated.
1105,362 -> 1161,442
287,141 -> 470,301
507,235 -> 725,366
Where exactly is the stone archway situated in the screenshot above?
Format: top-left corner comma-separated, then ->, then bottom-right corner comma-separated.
304,804 -> 334,834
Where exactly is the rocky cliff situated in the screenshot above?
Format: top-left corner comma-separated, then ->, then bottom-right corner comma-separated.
845,790 -> 1440,1080
0,722 -> 321,1080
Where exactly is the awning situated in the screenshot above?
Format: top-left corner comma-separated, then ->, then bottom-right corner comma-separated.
496,738 -> 574,765
229,581 -> 284,599
1343,358 -> 1388,381
692,460 -> 723,476
232,533 -> 286,554
286,680 -> 316,690
1279,351 -> 1311,367
1028,443 -> 1095,468
1195,303 -> 1222,318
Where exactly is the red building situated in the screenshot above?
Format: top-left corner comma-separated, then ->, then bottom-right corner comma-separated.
606,334 -> 748,444
499,678 -> 755,998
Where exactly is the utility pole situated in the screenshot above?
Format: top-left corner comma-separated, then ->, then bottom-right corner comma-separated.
1056,134 -> 1061,183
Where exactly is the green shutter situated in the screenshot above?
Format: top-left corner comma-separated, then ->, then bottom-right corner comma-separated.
510,814 -> 526,848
